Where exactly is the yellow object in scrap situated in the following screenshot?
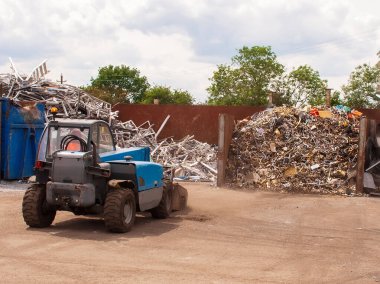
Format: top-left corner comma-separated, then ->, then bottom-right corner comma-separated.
50,106 -> 58,114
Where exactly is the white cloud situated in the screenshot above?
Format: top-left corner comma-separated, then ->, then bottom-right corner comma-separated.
0,0 -> 379,102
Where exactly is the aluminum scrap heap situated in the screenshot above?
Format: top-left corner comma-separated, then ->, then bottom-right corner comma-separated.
226,106 -> 360,194
113,120 -> 217,182
0,65 -> 217,182
0,72 -> 115,122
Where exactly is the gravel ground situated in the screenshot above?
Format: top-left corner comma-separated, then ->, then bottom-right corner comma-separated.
1,182 -> 380,283
0,180 -> 29,192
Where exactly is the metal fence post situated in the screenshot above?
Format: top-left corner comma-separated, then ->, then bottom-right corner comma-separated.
217,114 -> 234,187
356,116 -> 367,194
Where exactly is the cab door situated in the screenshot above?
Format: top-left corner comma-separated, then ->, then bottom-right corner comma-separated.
93,122 -> 116,154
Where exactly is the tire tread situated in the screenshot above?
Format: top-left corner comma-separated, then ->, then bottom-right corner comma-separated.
22,184 -> 56,228
104,189 -> 136,233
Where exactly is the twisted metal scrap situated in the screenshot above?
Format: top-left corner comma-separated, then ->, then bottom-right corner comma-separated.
0,73 -> 115,122
0,69 -> 217,181
226,107 -> 359,194
114,121 -> 217,181
151,135 -> 217,182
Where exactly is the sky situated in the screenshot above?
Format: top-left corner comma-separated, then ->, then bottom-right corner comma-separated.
0,0 -> 379,102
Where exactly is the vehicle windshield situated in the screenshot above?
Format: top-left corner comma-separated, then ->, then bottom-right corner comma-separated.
47,126 -> 89,157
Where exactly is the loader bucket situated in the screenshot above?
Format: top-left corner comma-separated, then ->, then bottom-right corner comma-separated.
171,183 -> 188,211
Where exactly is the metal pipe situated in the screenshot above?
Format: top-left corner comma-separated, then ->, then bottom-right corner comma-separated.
155,115 -> 170,140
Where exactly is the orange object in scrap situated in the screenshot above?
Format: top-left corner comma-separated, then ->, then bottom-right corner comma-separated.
351,110 -> 363,118
309,108 -> 319,117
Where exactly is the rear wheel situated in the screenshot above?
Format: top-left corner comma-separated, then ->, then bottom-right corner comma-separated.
22,184 -> 56,228
151,187 -> 172,219
104,189 -> 136,233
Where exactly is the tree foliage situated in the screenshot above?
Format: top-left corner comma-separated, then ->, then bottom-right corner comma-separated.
142,85 -> 194,105
330,90 -> 343,106
142,86 -> 172,104
172,89 -> 195,104
271,65 -> 327,106
87,65 -> 150,104
85,65 -> 195,105
207,46 -> 284,106
342,63 -> 380,108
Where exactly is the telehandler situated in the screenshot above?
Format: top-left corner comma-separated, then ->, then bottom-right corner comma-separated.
22,109 -> 187,233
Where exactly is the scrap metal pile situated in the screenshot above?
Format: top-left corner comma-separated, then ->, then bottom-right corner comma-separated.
112,119 -> 217,182
152,135 -> 217,182
0,60 -> 217,182
0,75 -> 114,122
226,106 -> 360,194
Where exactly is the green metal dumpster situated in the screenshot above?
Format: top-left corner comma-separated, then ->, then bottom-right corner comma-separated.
0,98 -> 45,179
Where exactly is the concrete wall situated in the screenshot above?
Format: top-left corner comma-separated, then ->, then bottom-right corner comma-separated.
113,104 -> 266,144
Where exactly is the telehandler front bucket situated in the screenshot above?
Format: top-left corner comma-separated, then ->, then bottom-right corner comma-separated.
171,183 -> 188,211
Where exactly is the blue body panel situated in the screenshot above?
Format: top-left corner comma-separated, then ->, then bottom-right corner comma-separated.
0,98 -> 45,179
108,160 -> 163,192
99,147 -> 150,163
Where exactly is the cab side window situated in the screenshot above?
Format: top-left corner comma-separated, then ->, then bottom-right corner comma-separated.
98,124 -> 114,153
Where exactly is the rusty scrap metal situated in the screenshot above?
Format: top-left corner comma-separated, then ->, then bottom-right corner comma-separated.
226,106 -> 360,194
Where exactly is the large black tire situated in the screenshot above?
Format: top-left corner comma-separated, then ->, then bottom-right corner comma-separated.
104,189 -> 136,233
22,184 -> 56,228
151,187 -> 172,219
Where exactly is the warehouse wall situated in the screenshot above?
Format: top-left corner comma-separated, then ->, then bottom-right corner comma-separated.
113,104 -> 266,144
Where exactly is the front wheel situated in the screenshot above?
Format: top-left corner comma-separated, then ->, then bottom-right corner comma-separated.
151,187 -> 172,219
104,189 -> 136,233
22,184 -> 56,228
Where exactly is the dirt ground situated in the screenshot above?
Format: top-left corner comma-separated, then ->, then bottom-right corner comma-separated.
1,183 -> 380,283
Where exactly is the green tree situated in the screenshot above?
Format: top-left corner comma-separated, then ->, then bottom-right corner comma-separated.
207,46 -> 284,105
87,65 -> 150,104
172,89 -> 194,104
342,63 -> 380,108
142,85 -> 194,104
143,86 -> 173,104
271,65 -> 327,106
330,90 -> 343,106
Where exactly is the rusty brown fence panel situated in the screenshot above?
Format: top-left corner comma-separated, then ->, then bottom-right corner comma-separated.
113,104 -> 265,144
